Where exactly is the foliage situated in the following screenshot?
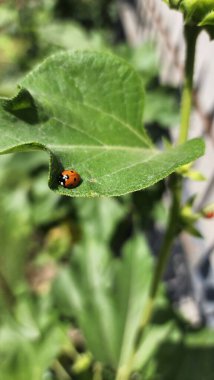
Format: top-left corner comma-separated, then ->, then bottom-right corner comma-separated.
54,0 -> 118,30
164,0 -> 214,37
0,296 -> 68,380
0,51 -> 204,197
53,233 -> 153,369
0,1 -> 213,380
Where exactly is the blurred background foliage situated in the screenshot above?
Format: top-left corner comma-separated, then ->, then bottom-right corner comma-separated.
0,1 -> 213,380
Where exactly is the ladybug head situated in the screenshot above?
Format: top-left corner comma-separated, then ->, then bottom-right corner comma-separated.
59,173 -> 68,187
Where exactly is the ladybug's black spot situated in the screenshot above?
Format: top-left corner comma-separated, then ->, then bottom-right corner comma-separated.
70,170 -> 74,173
74,178 -> 77,181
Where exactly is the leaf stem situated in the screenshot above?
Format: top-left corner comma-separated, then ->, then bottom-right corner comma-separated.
178,25 -> 198,144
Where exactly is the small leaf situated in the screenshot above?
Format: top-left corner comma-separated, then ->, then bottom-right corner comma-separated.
177,163 -> 206,181
199,10 -> 214,25
0,51 -> 205,197
183,169 -> 206,181
133,322 -> 176,371
164,0 -> 214,32
72,353 -> 93,374
184,224 -> 203,238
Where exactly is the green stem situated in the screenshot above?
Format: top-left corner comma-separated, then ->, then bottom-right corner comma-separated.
116,25 -> 199,380
178,25 -> 198,144
137,174 -> 182,334
53,360 -> 70,380
115,175 -> 182,380
136,24 -> 199,339
0,270 -> 15,310
93,363 -> 103,380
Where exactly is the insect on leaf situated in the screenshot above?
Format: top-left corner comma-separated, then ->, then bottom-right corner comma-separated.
0,51 -> 205,197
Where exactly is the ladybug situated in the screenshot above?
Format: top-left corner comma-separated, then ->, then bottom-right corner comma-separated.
59,170 -> 81,188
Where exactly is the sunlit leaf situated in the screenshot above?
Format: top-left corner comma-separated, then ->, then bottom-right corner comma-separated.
0,51 -> 204,197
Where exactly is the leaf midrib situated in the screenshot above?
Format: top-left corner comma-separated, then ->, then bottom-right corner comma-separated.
48,143 -> 157,153
23,49 -> 147,146
96,152 -> 158,180
73,99 -> 147,145
27,84 -> 149,147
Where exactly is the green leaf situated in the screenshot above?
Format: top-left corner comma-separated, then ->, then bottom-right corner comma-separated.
53,233 -> 153,369
0,4 -> 17,29
74,197 -> 127,242
164,0 -> 214,32
38,21 -> 106,51
144,90 -> 180,127
0,298 -> 67,380
116,43 -> 159,86
149,328 -> 214,380
0,51 -> 204,197
181,0 -> 214,25
53,238 -> 120,366
0,182 -> 31,287
199,9 -> 214,25
113,235 -> 153,368
133,322 -> 178,371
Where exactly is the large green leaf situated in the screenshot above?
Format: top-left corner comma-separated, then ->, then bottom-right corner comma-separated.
0,51 -> 204,197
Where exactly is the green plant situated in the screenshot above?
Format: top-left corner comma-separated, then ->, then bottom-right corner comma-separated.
0,1 -> 214,379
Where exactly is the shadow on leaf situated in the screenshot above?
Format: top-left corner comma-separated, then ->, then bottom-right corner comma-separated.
3,89 -> 48,125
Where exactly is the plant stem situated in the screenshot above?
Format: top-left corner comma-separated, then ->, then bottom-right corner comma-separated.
115,175 -> 182,380
0,270 -> 15,309
178,25 -> 198,144
137,174 -> 182,334
93,363 -> 103,380
135,24 -> 199,341
116,25 -> 199,380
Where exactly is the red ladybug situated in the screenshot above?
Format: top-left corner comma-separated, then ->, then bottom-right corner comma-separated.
59,170 -> 81,188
